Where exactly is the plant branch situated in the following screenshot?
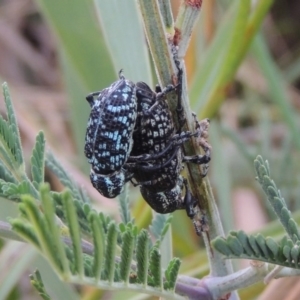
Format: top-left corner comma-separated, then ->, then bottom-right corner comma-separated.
137,0 -> 232,280
175,0 -> 203,58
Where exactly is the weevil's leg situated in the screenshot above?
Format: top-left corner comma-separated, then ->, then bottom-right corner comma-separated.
183,155 -> 210,177
130,177 -> 161,187
182,115 -> 211,176
124,169 -> 134,182
135,147 -> 180,172
182,178 -> 197,218
182,178 -> 209,235
182,138 -> 211,177
155,85 -> 162,93
194,116 -> 210,139
182,136 -> 211,165
144,84 -> 176,116
118,69 -> 125,79
130,177 -> 158,187
182,153 -> 211,165
128,142 -> 176,162
86,91 -> 102,106
193,209 -> 210,236
128,130 -> 198,163
157,84 -> 176,100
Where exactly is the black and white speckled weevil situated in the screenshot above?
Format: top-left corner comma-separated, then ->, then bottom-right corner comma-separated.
127,65 -> 210,218
84,71 -> 137,198
84,61 -> 211,221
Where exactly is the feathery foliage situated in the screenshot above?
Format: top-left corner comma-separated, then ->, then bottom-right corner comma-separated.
149,247 -> 162,288
118,183 -> 132,224
10,185 -> 182,296
164,258 -> 181,290
1,83 -> 24,167
0,83 -> 37,199
119,227 -> 136,283
0,82 -> 182,299
136,229 -> 150,286
212,155 -> 300,269
46,151 -> 90,203
254,156 -> 300,241
31,132 -> 45,189
2,0 -> 295,298
29,270 -> 51,300
149,213 -> 173,246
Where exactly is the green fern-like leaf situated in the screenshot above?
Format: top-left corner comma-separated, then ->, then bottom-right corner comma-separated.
30,192 -> 69,273
0,118 -> 13,154
0,159 -> 17,183
149,247 -> 162,288
103,221 -> 118,282
88,211 -> 105,281
0,180 -> 34,201
234,230 -> 254,256
74,200 -> 92,234
0,117 -> 21,171
164,258 -> 181,290
13,188 -> 71,275
9,185 -> 184,298
212,229 -> 300,269
265,236 -> 279,259
248,235 -> 264,257
118,183 -> 131,224
62,190 -> 84,277
40,184 -> 69,274
29,270 -> 51,300
52,192 -> 91,236
45,151 -> 89,203
1,83 -> 24,167
227,234 -> 244,256
136,229 -> 149,286
255,233 -> 270,258
99,212 -> 115,235
149,213 -> 173,246
83,253 -> 94,277
10,219 -> 40,249
120,229 -> 135,283
31,131 -> 45,189
254,155 -> 300,241
0,82 -> 185,296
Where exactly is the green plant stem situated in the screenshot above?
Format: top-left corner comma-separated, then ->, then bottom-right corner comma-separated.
137,0 -> 174,88
70,275 -> 186,300
137,0 -> 233,280
175,0 -> 202,58
158,0 -> 173,31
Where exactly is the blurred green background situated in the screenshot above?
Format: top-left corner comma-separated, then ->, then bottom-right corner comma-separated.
0,0 -> 299,299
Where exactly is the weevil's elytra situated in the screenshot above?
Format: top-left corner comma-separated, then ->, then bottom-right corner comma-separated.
128,79 -> 189,213
84,75 -> 137,174
140,176 -> 185,213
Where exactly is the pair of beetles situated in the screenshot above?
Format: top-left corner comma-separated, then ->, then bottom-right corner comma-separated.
84,58 -> 210,220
